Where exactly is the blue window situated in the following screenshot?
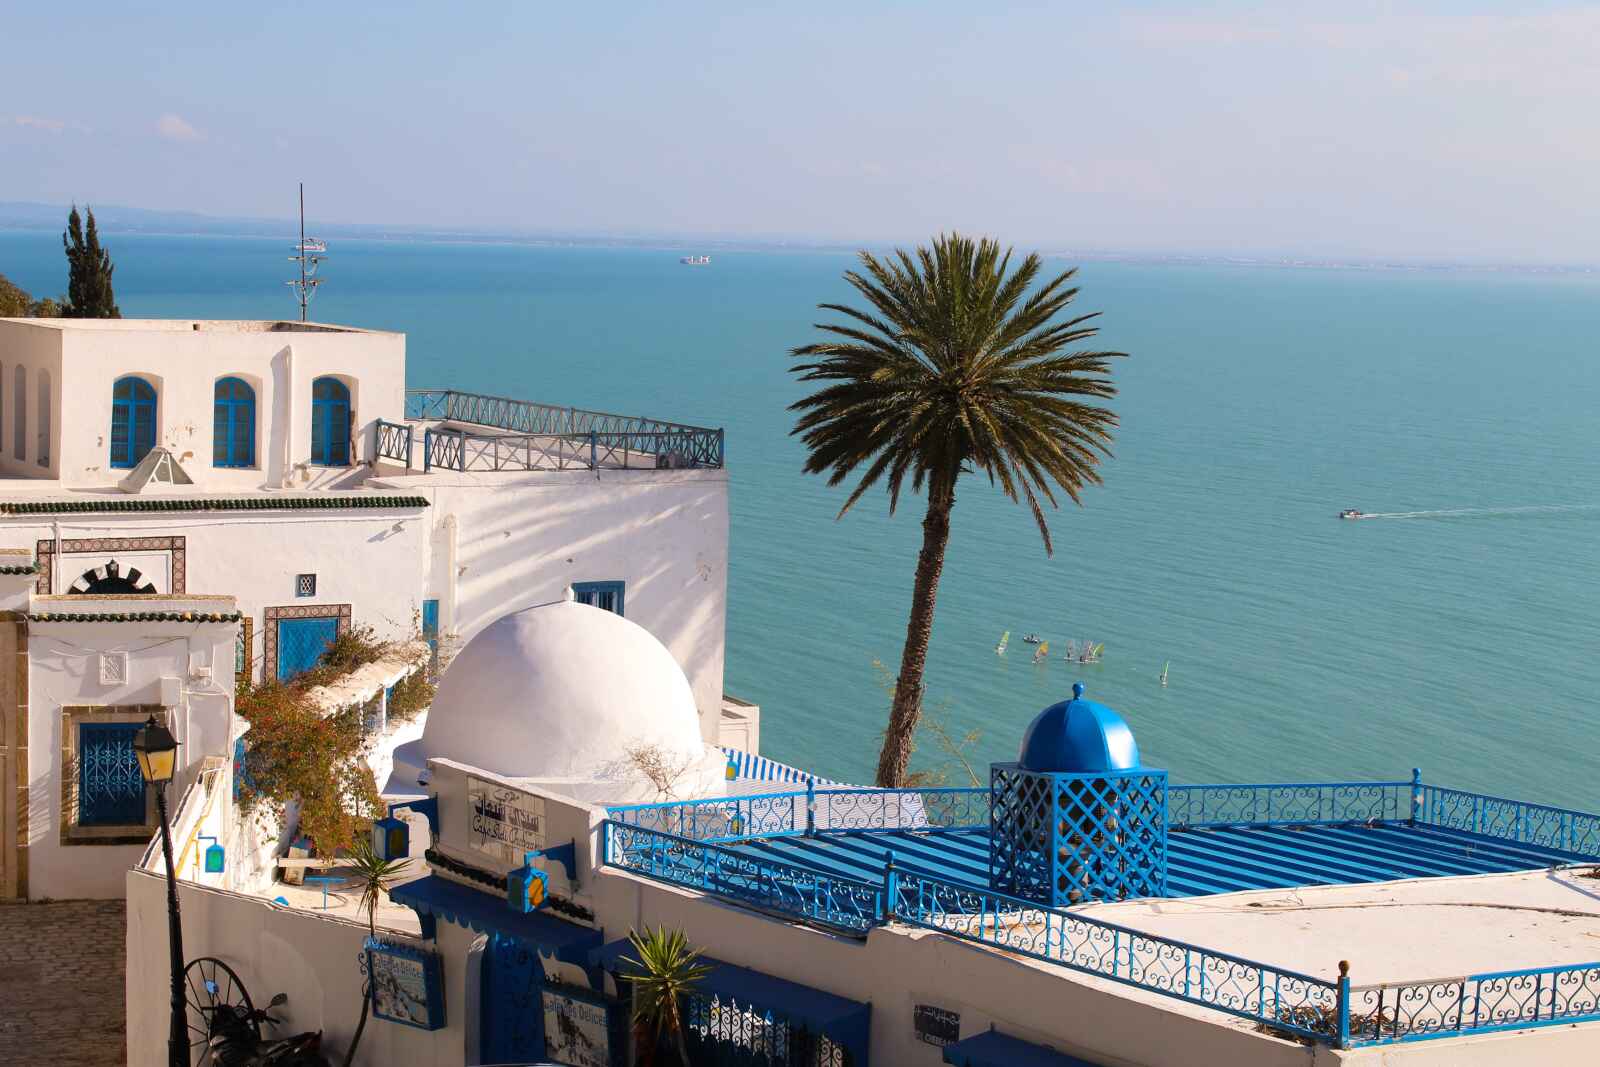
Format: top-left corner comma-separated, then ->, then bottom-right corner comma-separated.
78,722 -> 147,826
213,377 -> 256,468
276,616 -> 340,681
110,376 -> 157,469
310,376 -> 351,466
572,580 -> 625,615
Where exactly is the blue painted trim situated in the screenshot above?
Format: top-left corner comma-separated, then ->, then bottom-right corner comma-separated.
310,376 -> 351,466
109,376 -> 157,469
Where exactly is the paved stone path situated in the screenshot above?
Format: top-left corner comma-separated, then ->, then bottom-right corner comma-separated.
0,899 -> 127,1067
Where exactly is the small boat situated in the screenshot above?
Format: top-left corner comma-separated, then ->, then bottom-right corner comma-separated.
680,255 -> 712,266
1021,633 -> 1042,645
1032,641 -> 1050,664
994,630 -> 1010,655
1339,509 -> 1364,520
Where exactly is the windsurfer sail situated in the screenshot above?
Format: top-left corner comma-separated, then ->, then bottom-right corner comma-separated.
1160,661 -> 1169,687
1032,641 -> 1050,664
995,630 -> 1010,655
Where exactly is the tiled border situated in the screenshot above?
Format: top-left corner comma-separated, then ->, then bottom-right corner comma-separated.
262,604 -> 351,682
59,704 -> 167,847
35,536 -> 186,596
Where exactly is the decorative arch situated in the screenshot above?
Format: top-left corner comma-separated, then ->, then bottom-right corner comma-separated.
110,376 -> 158,469
12,364 -> 25,461
310,376 -> 351,466
68,560 -> 158,595
213,376 -> 256,468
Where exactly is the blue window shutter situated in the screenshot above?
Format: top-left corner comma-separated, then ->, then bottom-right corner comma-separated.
78,722 -> 147,826
214,377 -> 256,468
111,376 -> 157,469
572,581 -> 625,616
421,599 -> 439,652
276,616 -> 340,681
311,377 -> 351,465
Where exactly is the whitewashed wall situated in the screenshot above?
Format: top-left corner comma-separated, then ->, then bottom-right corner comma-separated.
0,320 -> 62,479
0,319 -> 406,489
26,602 -> 237,899
392,467 -> 730,735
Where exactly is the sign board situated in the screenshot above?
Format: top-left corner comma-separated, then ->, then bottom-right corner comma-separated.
367,941 -> 446,1031
468,776 -> 546,864
913,1004 -> 960,1046
542,985 -> 617,1067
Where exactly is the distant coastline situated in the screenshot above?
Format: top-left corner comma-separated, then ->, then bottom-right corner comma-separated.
2,199 -> 1597,276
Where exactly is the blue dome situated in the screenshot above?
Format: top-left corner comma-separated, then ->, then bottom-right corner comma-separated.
1017,682 -> 1141,773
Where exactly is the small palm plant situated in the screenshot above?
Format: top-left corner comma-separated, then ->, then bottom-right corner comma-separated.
790,233 -> 1123,786
619,926 -> 711,1067
342,838 -> 406,1067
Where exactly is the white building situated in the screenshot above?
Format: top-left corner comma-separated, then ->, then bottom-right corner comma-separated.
125,592 -> 1600,1067
0,317 -> 744,901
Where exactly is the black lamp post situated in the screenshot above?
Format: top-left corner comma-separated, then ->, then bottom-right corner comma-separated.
133,715 -> 186,1067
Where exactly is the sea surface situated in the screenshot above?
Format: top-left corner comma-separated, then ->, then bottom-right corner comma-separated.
3,231 -> 1597,805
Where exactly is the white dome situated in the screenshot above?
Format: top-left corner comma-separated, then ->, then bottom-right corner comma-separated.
408,593 -> 708,783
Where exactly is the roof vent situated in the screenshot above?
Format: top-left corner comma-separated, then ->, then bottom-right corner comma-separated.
117,447 -> 196,495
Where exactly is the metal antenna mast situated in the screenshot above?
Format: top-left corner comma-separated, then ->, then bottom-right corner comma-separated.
286,182 -> 326,321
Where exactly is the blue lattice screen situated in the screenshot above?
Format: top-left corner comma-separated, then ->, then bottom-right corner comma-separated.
78,722 -> 147,826
277,616 -> 339,681
990,763 -> 1168,905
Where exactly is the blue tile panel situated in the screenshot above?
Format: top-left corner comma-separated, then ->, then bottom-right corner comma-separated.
276,616 -> 339,681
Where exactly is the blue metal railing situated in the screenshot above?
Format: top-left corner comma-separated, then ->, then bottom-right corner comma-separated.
375,419 -> 413,467
407,389 -> 725,472
889,867 -> 1344,1043
1348,961 -> 1600,1045
602,820 -> 881,933
606,785 -> 990,842
1416,784 -> 1600,857
1166,781 -> 1411,829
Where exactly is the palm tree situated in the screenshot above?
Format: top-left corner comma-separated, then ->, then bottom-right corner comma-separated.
790,233 -> 1123,787
619,926 -> 710,1067
342,838 -> 406,1067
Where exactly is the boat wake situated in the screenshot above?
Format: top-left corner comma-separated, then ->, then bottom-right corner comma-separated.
1354,504 -> 1600,521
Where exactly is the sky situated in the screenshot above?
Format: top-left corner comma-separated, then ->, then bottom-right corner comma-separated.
3,2 -> 1598,262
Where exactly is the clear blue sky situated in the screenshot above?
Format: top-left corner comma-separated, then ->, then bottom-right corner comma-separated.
3,2 -> 1595,261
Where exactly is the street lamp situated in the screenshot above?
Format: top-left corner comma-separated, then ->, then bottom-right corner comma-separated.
134,715 -> 186,1067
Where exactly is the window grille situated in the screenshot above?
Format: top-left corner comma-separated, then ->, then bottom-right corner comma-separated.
77,722 -> 147,826
572,580 -> 625,616
296,573 -> 317,598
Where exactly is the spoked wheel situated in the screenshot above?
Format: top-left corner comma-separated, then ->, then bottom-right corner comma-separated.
184,956 -> 256,1065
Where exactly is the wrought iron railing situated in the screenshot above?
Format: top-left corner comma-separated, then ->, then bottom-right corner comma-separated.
1347,963 -> 1600,1044
606,785 -> 990,842
601,821 -> 882,934
405,389 -> 725,472
1416,785 -> 1600,857
375,419 -> 413,467
1167,781 -> 1411,829
608,791 -> 805,842
889,868 -> 1344,1043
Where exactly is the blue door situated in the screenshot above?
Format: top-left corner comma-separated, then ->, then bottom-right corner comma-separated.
421,599 -> 439,653
480,933 -> 546,1064
276,616 -> 339,681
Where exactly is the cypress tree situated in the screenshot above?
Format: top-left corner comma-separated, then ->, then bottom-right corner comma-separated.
62,205 -> 120,318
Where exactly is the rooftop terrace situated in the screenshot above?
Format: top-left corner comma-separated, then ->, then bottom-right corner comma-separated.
602,778 -> 1600,1047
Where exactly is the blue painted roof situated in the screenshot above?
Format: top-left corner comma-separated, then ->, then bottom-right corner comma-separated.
943,1028 -> 1105,1067
1017,682 -> 1140,773
389,874 -> 600,965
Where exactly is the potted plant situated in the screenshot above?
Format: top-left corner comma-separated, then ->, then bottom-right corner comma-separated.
618,927 -> 710,1067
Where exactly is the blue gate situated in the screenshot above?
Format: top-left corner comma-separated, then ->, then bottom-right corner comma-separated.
78,722 -> 147,826
276,616 -> 339,681
481,933 -> 546,1064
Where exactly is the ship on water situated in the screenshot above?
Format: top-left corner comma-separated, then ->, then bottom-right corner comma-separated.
680,255 -> 712,265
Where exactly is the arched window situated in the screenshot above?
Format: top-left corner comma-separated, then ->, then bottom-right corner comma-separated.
12,365 -> 25,461
110,376 -> 157,469
310,376 -> 351,466
213,377 -> 256,468
36,369 -> 50,466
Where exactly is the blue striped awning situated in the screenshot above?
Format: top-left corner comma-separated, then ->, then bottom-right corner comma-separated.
390,875 -> 601,966
720,747 -> 839,785
943,1029 -> 1103,1067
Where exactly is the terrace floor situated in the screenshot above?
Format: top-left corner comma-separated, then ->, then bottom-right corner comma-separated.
734,821 -> 1595,899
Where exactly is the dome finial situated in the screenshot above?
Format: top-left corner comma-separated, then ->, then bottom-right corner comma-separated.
1072,681 -> 1085,699
562,584 -> 576,603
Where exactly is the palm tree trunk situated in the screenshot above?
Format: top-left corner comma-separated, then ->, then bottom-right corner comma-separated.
342,984 -> 370,1067
875,472 -> 956,787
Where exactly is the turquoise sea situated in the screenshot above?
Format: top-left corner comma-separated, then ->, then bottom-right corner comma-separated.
3,232 -> 1598,804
